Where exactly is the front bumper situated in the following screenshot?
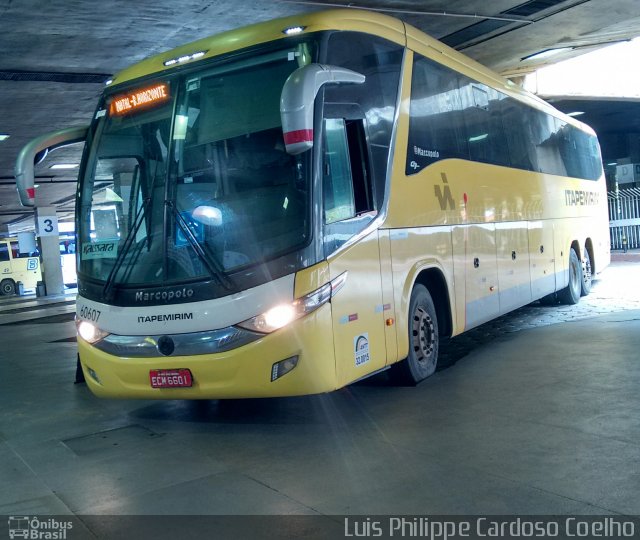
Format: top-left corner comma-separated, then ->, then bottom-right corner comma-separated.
78,304 -> 336,399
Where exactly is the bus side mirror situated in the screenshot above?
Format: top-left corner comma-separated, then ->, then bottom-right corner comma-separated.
15,126 -> 89,207
280,64 -> 365,155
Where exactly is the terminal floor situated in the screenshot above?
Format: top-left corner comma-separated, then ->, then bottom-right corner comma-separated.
0,262 -> 639,519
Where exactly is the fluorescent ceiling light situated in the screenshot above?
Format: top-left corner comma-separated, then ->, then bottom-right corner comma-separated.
469,133 -> 488,142
50,163 -> 79,170
522,47 -> 573,62
607,162 -> 617,166
0,134 -> 9,141
567,111 -> 585,117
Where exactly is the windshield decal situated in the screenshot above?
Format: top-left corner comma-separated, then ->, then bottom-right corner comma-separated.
82,240 -> 118,260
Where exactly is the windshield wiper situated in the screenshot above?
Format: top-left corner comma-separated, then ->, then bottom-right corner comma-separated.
102,196 -> 150,301
167,201 -> 234,290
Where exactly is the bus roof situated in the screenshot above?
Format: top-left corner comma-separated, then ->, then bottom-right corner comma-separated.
108,8 -> 594,136
109,9 -> 405,88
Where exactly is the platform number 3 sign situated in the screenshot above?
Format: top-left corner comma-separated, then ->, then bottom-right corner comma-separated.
37,215 -> 59,237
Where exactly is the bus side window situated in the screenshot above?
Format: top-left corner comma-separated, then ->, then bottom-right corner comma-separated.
323,118 -> 373,225
0,243 -> 9,262
325,32 -> 403,211
322,117 -> 374,256
323,118 -> 355,224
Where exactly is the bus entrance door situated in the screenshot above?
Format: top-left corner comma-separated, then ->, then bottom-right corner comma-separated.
328,230 -> 387,388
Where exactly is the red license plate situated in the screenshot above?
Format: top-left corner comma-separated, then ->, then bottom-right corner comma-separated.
149,369 -> 193,388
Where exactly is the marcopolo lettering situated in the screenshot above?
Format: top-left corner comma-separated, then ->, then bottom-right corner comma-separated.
138,313 -> 194,323
414,145 -> 440,159
135,288 -> 195,303
565,189 -> 600,206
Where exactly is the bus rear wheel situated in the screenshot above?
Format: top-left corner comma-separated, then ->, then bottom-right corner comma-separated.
391,284 -> 439,385
558,248 -> 582,305
581,247 -> 592,296
0,279 -> 16,296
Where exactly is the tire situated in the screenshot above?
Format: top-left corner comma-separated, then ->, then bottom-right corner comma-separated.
0,279 -> 16,296
390,284 -> 439,385
581,247 -> 592,297
558,248 -> 582,305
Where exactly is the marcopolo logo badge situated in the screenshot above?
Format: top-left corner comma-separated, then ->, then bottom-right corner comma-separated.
7,517 -> 73,539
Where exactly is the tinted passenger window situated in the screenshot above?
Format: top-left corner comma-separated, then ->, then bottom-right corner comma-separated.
501,98 -> 534,171
459,83 -> 509,166
407,53 -> 602,181
0,243 -> 9,262
407,56 -> 468,174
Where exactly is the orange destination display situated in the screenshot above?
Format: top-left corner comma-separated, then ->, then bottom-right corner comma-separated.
109,83 -> 169,116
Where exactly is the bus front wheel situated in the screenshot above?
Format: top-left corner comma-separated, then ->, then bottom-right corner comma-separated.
558,248 -> 582,305
391,284 -> 439,385
0,279 -> 16,296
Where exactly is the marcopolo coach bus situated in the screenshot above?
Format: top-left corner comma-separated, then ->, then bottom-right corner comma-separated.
15,9 -> 610,398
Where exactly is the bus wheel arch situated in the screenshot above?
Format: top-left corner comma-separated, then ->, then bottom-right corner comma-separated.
0,278 -> 16,296
391,268 -> 452,385
413,268 -> 453,339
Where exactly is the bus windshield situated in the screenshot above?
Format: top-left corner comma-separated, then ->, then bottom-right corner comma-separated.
77,42 -> 315,294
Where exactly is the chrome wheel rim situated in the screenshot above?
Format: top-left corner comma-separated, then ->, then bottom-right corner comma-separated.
570,256 -> 581,295
412,306 -> 435,365
582,251 -> 592,288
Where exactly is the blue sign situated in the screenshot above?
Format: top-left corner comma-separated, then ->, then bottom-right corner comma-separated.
175,211 -> 204,247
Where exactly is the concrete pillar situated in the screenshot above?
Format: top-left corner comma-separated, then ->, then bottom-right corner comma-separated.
35,206 -> 64,296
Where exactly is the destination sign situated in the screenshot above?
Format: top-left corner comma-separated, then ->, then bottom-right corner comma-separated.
109,83 -> 170,116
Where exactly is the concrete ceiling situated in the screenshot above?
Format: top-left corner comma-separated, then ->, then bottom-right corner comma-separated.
1,0 -> 640,233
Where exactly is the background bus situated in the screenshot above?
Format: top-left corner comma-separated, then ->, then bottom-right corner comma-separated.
59,235 -> 77,288
16,9 -> 610,398
0,237 -> 41,295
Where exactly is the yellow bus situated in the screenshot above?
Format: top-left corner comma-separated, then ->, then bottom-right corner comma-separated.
0,238 -> 41,295
16,9 -> 609,398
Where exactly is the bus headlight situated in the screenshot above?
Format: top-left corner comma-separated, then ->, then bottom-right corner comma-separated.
76,319 -> 110,344
237,272 -> 347,334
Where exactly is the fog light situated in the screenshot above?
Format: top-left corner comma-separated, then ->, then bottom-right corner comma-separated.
271,356 -> 299,382
87,367 -> 101,384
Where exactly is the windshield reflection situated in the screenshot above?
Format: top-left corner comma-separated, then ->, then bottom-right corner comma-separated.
77,42 -> 314,293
